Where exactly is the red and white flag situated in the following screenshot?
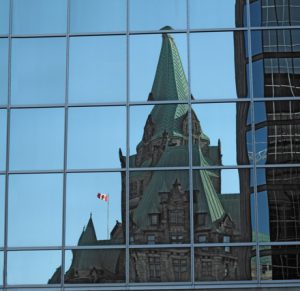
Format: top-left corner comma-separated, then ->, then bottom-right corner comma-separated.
97,193 -> 109,202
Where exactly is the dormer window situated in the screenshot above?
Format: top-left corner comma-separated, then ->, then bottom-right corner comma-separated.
223,235 -> 230,252
169,210 -> 184,225
149,213 -> 160,225
198,235 -> 206,243
147,234 -> 156,244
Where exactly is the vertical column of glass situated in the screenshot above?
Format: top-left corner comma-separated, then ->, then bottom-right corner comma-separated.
61,0 -> 70,288
3,0 -> 12,288
247,0 -> 261,284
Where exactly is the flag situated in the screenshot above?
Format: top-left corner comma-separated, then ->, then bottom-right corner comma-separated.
97,193 -> 109,202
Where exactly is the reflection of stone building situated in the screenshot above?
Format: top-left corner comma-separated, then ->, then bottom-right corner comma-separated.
50,27 -> 242,283
236,0 -> 300,280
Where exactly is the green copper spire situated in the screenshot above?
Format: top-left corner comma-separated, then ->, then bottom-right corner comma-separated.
150,29 -> 189,102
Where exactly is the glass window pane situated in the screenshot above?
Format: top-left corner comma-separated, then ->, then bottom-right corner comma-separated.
130,0 -> 186,31
64,249 -> 125,283
0,176 -> 4,247
67,107 -> 126,169
254,101 -> 300,165
130,104 -> 189,168
7,251 -> 61,284
12,0 -> 67,34
191,32 -> 241,100
8,174 -> 63,247
10,108 -> 65,171
69,36 -> 126,103
0,110 -> 6,171
70,0 -> 126,33
257,168 -> 300,243
66,172 -> 124,246
130,248 -> 190,282
194,169 -> 255,243
130,170 -> 190,245
0,39 -> 8,105
195,246 -> 256,281
260,245 -> 300,280
130,33 -> 188,102
11,38 -> 66,105
0,0 -> 9,34
192,103 -> 252,166
190,0 -> 239,29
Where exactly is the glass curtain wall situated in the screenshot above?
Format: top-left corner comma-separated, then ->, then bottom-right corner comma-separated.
0,0 -> 300,290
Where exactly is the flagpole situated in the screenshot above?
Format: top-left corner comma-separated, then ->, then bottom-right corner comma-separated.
107,194 -> 109,239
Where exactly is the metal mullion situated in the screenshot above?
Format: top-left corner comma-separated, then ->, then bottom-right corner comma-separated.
64,245 -> 126,250
190,98 -> 252,104
247,0 -> 261,285
3,0 -> 13,288
125,0 -> 130,287
186,0 -> 194,286
256,163 -> 300,168
254,96 -> 300,101
249,25 -> 300,31
61,0 -> 71,288
129,244 -> 191,249
258,241 -> 300,246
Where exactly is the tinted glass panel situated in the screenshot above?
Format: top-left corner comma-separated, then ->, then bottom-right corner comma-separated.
190,32 -> 240,100
8,174 -> 63,247
130,33 -> 188,102
254,101 -> 300,165
130,248 -> 190,282
130,104 -> 189,168
195,247 -> 256,281
260,245 -> 300,280
70,0 -> 126,33
130,0 -> 186,31
194,169 -> 255,243
11,38 -> 66,105
190,0 -> 238,29
0,176 -> 4,247
7,251 -> 61,284
64,249 -> 125,283
9,109 -> 65,171
12,0 -> 67,34
69,36 -> 126,103
0,110 -> 6,171
257,168 -> 300,243
130,170 -> 190,245
0,0 -> 9,34
250,0 -> 300,27
0,39 -> 8,105
66,172 -> 124,246
192,103 -> 252,166
67,106 -> 126,169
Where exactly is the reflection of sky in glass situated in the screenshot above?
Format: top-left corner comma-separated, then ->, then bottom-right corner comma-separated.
70,0 -> 126,33
0,39 -> 8,105
66,173 -> 122,245
68,107 -> 126,169
0,0 -> 9,34
130,34 -> 187,102
11,38 -> 66,105
190,0 -> 236,29
10,109 -> 65,170
8,174 -> 63,247
130,0 -> 186,31
193,103 -> 237,165
7,251 -> 61,284
0,175 -> 4,247
191,32 -> 237,99
69,36 -> 126,103
0,251 -> 2,284
0,110 -> 7,171
12,0 -> 67,34
221,169 -> 240,194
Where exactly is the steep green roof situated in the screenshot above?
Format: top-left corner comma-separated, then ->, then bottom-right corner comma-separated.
132,145 -> 225,228
151,31 -> 189,102
148,30 -> 190,139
